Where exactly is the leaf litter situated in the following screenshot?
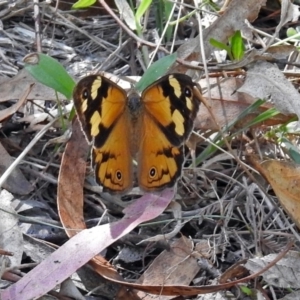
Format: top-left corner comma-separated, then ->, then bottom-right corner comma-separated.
0,0 -> 300,299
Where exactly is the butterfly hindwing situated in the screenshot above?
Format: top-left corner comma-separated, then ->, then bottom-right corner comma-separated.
138,113 -> 183,191
92,114 -> 133,193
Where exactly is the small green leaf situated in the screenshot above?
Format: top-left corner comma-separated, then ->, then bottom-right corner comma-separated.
230,30 -> 244,60
209,38 -> 229,51
242,108 -> 279,129
240,285 -> 253,296
135,53 -> 177,91
287,27 -> 298,38
281,137 -> 300,164
164,0 -> 174,42
72,0 -> 96,9
24,53 -> 75,100
209,38 -> 232,60
135,0 -> 152,26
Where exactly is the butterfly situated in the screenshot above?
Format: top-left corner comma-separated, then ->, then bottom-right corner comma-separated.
73,73 -> 201,194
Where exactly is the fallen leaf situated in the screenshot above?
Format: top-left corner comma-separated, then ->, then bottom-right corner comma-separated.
195,77 -> 292,131
0,69 -> 67,102
137,236 -> 200,300
0,189 -> 174,300
250,158 -> 300,229
0,190 -> 23,268
245,250 -> 300,288
0,143 -> 33,195
238,61 -> 300,123
0,83 -> 32,122
276,0 -> 300,34
278,291 -> 300,300
57,117 -> 89,234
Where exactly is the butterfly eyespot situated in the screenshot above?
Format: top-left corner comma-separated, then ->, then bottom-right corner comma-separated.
184,87 -> 192,98
82,89 -> 89,99
116,170 -> 122,181
149,167 -> 157,178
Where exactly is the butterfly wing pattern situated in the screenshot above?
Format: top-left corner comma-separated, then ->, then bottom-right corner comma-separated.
73,75 -> 133,193
73,73 -> 201,194
138,74 -> 201,191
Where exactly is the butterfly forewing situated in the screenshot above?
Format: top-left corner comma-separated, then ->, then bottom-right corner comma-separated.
73,75 -> 133,193
73,75 -> 127,147
142,74 -> 200,146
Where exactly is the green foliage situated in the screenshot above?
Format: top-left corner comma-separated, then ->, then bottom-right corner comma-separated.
286,27 -> 300,40
210,30 -> 245,61
24,53 -> 75,100
135,0 -> 152,33
163,0 -> 174,41
230,31 -> 244,60
281,137 -> 300,163
135,53 -> 177,91
72,0 -> 96,9
239,285 -> 253,296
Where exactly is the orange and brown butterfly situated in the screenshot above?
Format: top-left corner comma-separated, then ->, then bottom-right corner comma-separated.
73,73 -> 201,194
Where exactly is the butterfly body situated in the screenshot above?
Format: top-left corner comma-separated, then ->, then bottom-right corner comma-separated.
73,73 -> 201,194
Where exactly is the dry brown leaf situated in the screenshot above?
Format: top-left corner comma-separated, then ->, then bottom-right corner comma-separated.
0,142 -> 32,195
250,158 -> 300,229
0,84 -> 33,195
0,83 -> 33,122
238,61 -> 300,123
195,77 -> 292,131
0,69 -> 66,101
246,250 -> 300,288
137,236 -> 200,300
0,190 -> 23,267
57,118 -> 89,234
111,242 -> 292,296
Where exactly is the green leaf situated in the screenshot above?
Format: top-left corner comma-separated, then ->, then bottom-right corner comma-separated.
242,107 -> 279,129
240,285 -> 253,296
209,38 -> 228,51
287,27 -> 298,38
135,53 -> 177,91
209,38 -> 232,60
281,137 -> 300,164
72,0 -> 96,9
163,0 -> 174,42
230,30 -> 244,60
135,0 -> 152,26
23,53 -> 75,100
